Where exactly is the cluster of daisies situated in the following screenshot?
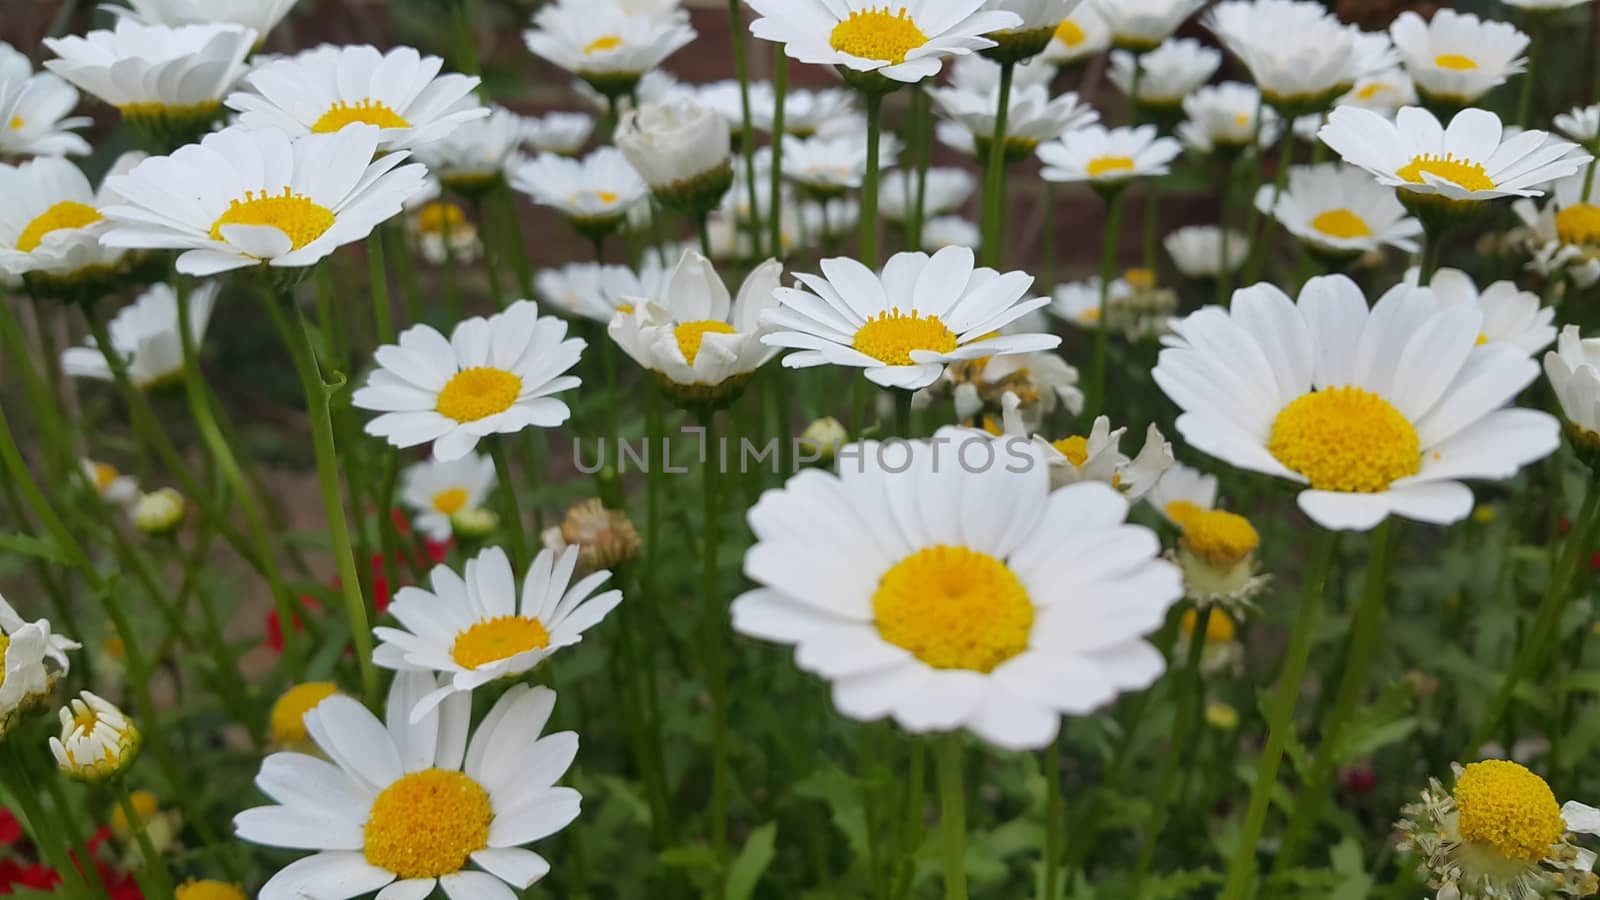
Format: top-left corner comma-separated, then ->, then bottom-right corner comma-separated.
3,0 -> 1600,897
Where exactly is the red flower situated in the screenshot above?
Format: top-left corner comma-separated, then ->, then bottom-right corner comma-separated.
266,597 -> 321,654
0,808 -> 20,846
15,864 -> 59,891
1340,766 -> 1379,795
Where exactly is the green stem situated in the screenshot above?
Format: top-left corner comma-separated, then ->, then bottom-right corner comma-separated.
1143,180 -> 1161,270
1087,191 -> 1125,420
701,413 -> 731,862
488,438 -> 529,571
769,51 -> 789,258
1417,226 -> 1444,286
1042,739 -> 1063,900
937,733 -> 968,900
388,222 -> 422,325
1217,159 -> 1236,306
699,214 -> 713,258
1218,528 -> 1340,900
981,62 -> 1014,268
448,0 -> 479,77
115,781 -> 175,899
1042,183 -> 1056,290
495,184 -> 535,298
1242,130 -> 1294,284
368,231 -> 394,345
0,295 -> 71,478
861,92 -> 885,267
1517,23 -> 1544,129
728,0 -> 761,257
262,287 -> 380,706
912,83 -> 933,251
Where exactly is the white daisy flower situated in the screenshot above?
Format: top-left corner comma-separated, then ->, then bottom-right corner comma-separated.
570,68 -> 690,116
609,250 -> 783,398
1089,0 -> 1205,52
1255,162 -> 1423,258
996,392 -> 1175,494
43,21 -> 254,145
1153,274 -> 1560,531
372,548 -> 621,718
1503,0 -> 1592,8
746,0 -> 1022,88
1038,124 -> 1182,187
1205,0 -> 1395,114
782,133 -> 899,198
696,79 -> 774,131
112,0 -> 299,38
1,593 -> 79,738
1555,104 -> 1600,146
522,111 -> 594,157
405,181 -> 481,266
235,671 -> 581,898
82,459 -> 139,506
1334,66 -> 1418,117
399,452 -> 497,542
525,1 -> 695,97
1414,268 -> 1556,356
797,198 -> 857,246
1144,462 -> 1219,522
750,87 -> 856,137
614,101 -> 732,212
1511,172 -> 1600,287
414,106 -> 526,195
761,245 -> 1060,390
101,124 -> 428,276
60,281 -> 217,389
922,215 -> 982,252
354,300 -> 585,461
1318,106 -> 1592,206
1038,4 -> 1111,65
937,349 -> 1082,428
0,155 -> 129,288
880,167 -> 976,224
536,256 -> 669,324
0,43 -> 91,159
1177,82 -> 1280,157
1390,9 -> 1528,107
946,51 -> 1060,92
1164,225 -> 1247,279
1053,270 -> 1174,339
1544,324 -> 1600,445
226,44 -> 485,153
1051,276 -> 1126,330
1108,38 -> 1220,110
510,147 -> 648,235
732,427 -> 1182,750
931,77 -> 1097,159
49,691 -> 139,782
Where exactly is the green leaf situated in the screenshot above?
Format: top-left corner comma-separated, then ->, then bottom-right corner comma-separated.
0,532 -> 70,565
724,822 -> 778,900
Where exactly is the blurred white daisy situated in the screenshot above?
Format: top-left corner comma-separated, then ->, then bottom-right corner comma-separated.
405,181 -> 481,266
1255,163 -> 1423,258
931,72 -> 1096,159
1334,66 -> 1418,117
935,349 -> 1082,429
922,215 -> 982,252
525,1 -> 695,97
522,110 -> 595,156
1555,104 -> 1600,146
1390,9 -> 1528,107
372,547 -> 621,718
980,0 -> 1085,62
400,452 -> 497,542
615,101 -> 732,213
0,593 -> 79,739
414,106 -> 526,195
1511,172 -> 1600,287
1154,275 -> 1559,531
536,256 -> 669,324
82,459 -> 139,506
61,281 -> 217,389
1164,225 -> 1247,280
751,87 -> 856,137
997,394 -> 1175,494
1546,325 -> 1600,447
746,0 -> 1021,88
695,79 -> 773,132
112,0 -> 299,37
1145,462 -> 1218,522
762,246 -> 1060,390
1108,38 -> 1219,110
510,147 -> 648,237
353,300 -> 585,461
1038,4 -> 1111,64
1177,82 -> 1280,157
571,68 -> 690,115
783,133 -> 895,198
1052,276 -> 1125,330
1089,0 -> 1205,52
1503,0 -> 1592,8
880,167 -> 976,224
102,124 -> 427,276
1205,0 -> 1394,114
733,427 -> 1181,750
227,44 -> 485,153
236,672 -> 581,898
1415,268 -> 1556,356
0,155 -> 130,293
1038,124 -> 1182,188
0,43 -> 91,159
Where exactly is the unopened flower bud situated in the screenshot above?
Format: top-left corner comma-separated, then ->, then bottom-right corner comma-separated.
450,506 -> 500,540
132,487 -> 185,535
50,691 -> 140,782
542,499 -> 641,573
799,417 -> 848,464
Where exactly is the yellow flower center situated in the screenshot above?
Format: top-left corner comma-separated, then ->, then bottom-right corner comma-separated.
435,367 -> 523,423
830,8 -> 929,64
872,545 -> 1033,673
584,34 -> 624,55
1176,507 -> 1260,568
1356,82 -> 1387,100
7,115 -> 22,129
176,880 -> 247,900
111,790 -> 160,832
16,200 -> 102,253
1311,208 -> 1373,240
852,309 -> 958,366
1124,267 -> 1157,290
1268,387 -> 1421,493
1051,435 -> 1089,467
1233,112 -> 1251,128
673,320 -> 737,366
1179,607 -> 1237,644
363,768 -> 492,879
451,616 -> 551,669
1086,155 -> 1137,179
616,303 -> 635,315
311,99 -> 410,134
1434,53 -> 1478,70
1076,307 -> 1102,324
1054,19 -> 1085,47
1453,760 -> 1566,865
269,682 -> 339,745
1396,153 -> 1495,193
210,188 -> 336,252
1556,202 -> 1600,246
432,487 -> 470,515
92,462 -> 120,493
0,634 -> 8,689
417,201 -> 467,235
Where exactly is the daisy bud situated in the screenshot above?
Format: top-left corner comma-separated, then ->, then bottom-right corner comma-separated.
1168,502 -> 1264,604
50,691 -> 140,782
616,102 -> 733,218
799,417 -> 848,464
542,499 -> 640,574
451,506 -> 500,541
1544,325 -> 1600,471
1203,700 -> 1238,731
132,487 -> 185,536
268,682 -> 340,747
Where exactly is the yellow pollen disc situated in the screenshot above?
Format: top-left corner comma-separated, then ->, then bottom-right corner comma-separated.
175,880 -> 247,900
7,115 -> 22,129
451,615 -> 551,669
0,634 -> 8,689
1396,153 -> 1495,193
1124,267 -> 1157,290
210,187 -> 336,251
1556,202 -> 1600,246
872,545 -> 1033,673
1356,83 -> 1386,100
1051,435 -> 1089,467
1054,19 -> 1085,47
1311,208 -> 1372,240
269,682 -> 339,745
674,320 -> 737,366
311,99 -> 410,134
1165,499 -> 1203,523
852,309 -> 957,366
16,200 -> 102,253
584,34 -> 624,55
435,367 -> 523,423
1077,308 -> 1102,324
417,201 -> 467,235
1268,387 -> 1420,493
1180,607 -> 1237,644
363,768 -> 492,879
432,487 -> 470,515
1476,333 -> 1489,346
830,8 -> 928,64
1086,155 -> 1137,179
1452,760 -> 1566,864
1179,508 -> 1260,568
596,190 -> 620,205
92,462 -> 120,492
1434,53 -> 1478,71
1233,112 -> 1250,127
111,790 -> 160,832
616,303 -> 635,315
